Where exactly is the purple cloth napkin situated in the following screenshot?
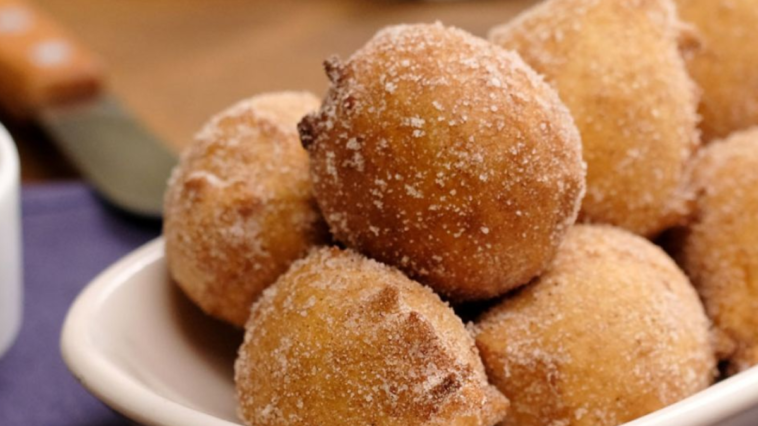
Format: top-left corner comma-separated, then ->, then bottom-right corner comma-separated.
0,182 -> 161,426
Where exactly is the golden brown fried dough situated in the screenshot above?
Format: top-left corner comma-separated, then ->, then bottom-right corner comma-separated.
490,0 -> 700,237
235,247 -> 509,426
677,0 -> 758,141
300,23 -> 585,302
475,225 -> 715,426
675,127 -> 758,374
164,92 -> 328,327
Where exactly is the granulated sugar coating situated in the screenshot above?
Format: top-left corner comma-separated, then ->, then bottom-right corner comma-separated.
300,23 -> 585,303
475,225 -> 715,426
676,0 -> 758,142
235,247 -> 509,426
675,127 -> 758,375
490,0 -> 701,237
163,92 -> 329,327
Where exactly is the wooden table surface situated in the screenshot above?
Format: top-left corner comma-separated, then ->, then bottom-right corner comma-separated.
12,0 -> 537,182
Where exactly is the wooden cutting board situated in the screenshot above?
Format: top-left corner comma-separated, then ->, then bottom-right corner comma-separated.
18,0 -> 536,181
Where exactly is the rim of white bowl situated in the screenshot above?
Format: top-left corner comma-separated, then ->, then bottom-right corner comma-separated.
61,238 -> 758,426
60,238 -> 240,426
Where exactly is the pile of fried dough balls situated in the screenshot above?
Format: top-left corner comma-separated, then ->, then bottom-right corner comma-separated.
162,0 -> 758,425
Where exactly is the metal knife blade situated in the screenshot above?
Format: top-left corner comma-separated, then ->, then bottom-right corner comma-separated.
0,0 -> 177,218
39,96 -> 177,217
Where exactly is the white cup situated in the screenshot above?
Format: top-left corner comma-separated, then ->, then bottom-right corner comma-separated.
0,123 -> 21,357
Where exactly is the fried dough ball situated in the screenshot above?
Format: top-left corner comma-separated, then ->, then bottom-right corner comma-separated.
676,0 -> 758,141
675,128 -> 758,374
475,225 -> 715,426
299,23 -> 585,302
235,247 -> 509,426
164,92 -> 328,327
490,0 -> 700,237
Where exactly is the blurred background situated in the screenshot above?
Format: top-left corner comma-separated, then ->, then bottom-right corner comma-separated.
12,0 -> 537,182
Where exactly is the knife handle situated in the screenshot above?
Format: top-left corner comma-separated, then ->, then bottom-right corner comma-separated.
0,0 -> 104,118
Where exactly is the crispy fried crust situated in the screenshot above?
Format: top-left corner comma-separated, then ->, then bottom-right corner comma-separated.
677,0 -> 758,141
475,225 -> 715,426
301,23 -> 585,302
235,247 -> 509,426
490,0 -> 701,237
675,127 -> 758,374
163,92 -> 328,327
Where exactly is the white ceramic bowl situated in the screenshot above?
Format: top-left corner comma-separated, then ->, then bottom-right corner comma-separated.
0,123 -> 22,358
61,238 -> 758,426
